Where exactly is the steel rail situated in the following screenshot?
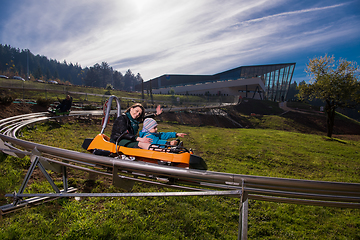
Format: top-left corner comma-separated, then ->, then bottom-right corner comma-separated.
7,147 -> 357,208
8,190 -> 241,198
0,110 -> 104,138
1,187 -> 78,215
1,133 -> 359,206
2,139 -> 358,212
249,194 -> 360,209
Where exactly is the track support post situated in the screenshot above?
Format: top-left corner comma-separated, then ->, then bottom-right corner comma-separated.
12,149 -> 61,205
112,165 -> 135,191
62,166 -> 68,192
238,179 -> 248,240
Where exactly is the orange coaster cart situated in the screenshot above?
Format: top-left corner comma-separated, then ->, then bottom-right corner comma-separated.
82,96 -> 207,170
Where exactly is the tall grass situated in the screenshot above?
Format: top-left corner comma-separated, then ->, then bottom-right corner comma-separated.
1,120 -> 359,239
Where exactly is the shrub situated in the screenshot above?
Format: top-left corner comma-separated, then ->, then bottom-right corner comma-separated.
0,95 -> 14,105
36,97 -> 53,107
0,89 -> 15,105
106,84 -> 114,90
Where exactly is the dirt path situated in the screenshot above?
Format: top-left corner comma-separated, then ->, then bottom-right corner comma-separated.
279,102 -> 324,115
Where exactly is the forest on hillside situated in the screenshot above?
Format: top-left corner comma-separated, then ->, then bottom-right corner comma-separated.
0,44 -> 142,91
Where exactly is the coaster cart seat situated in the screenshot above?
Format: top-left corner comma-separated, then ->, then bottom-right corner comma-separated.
81,95 -> 207,170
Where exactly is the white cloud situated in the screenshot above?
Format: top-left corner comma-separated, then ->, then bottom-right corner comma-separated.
1,0 -> 359,81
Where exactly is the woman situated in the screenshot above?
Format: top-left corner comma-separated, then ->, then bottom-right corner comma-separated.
110,103 -> 162,149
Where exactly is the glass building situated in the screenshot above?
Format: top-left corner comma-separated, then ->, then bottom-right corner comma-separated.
139,63 -> 296,101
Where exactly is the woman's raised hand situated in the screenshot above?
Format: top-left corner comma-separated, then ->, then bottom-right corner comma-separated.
156,105 -> 163,115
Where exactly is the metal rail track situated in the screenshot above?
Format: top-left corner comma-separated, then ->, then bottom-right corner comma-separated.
0,109 -> 359,239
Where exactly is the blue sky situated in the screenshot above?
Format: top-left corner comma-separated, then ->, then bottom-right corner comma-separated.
1,0 -> 359,83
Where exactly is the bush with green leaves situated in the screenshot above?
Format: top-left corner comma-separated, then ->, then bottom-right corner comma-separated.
0,89 -> 16,105
36,97 -> 53,107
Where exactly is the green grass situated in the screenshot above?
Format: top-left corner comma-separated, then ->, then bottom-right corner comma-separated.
1,119 -> 359,239
287,101 -> 319,110
0,78 -> 222,108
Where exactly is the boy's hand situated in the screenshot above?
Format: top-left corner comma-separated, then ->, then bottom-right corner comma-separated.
176,133 -> 187,137
137,136 -> 152,144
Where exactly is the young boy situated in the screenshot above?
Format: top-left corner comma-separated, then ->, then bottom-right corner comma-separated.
139,118 -> 186,146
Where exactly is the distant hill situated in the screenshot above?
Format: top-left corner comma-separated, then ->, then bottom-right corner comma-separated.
0,44 -> 142,91
0,44 -> 83,84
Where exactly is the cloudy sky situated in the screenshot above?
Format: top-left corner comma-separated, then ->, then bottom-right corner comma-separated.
1,0 -> 359,83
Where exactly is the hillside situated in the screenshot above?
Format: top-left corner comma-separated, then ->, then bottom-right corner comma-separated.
1,99 -> 360,239
154,99 -> 360,141
1,98 -> 359,141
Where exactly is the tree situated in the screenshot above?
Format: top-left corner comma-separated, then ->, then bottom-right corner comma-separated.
124,69 -> 135,91
286,81 -> 299,101
84,65 -> 100,87
34,65 -> 42,79
297,54 -> 360,137
54,70 -> 59,79
100,62 -> 112,87
83,62 -> 114,88
46,68 -> 51,80
113,70 -> 124,90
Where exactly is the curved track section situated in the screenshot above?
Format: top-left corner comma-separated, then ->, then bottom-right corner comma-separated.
0,110 -> 103,137
0,110 -> 359,210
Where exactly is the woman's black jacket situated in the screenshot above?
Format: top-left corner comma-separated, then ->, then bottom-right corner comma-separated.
110,113 -> 155,143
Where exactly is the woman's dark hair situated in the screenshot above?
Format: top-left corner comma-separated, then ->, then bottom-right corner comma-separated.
124,103 -> 145,121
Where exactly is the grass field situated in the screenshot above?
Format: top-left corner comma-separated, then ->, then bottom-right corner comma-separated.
0,78 -> 234,109
1,115 -> 359,239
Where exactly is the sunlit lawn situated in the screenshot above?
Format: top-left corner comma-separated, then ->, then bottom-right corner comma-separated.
1,119 -> 359,239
